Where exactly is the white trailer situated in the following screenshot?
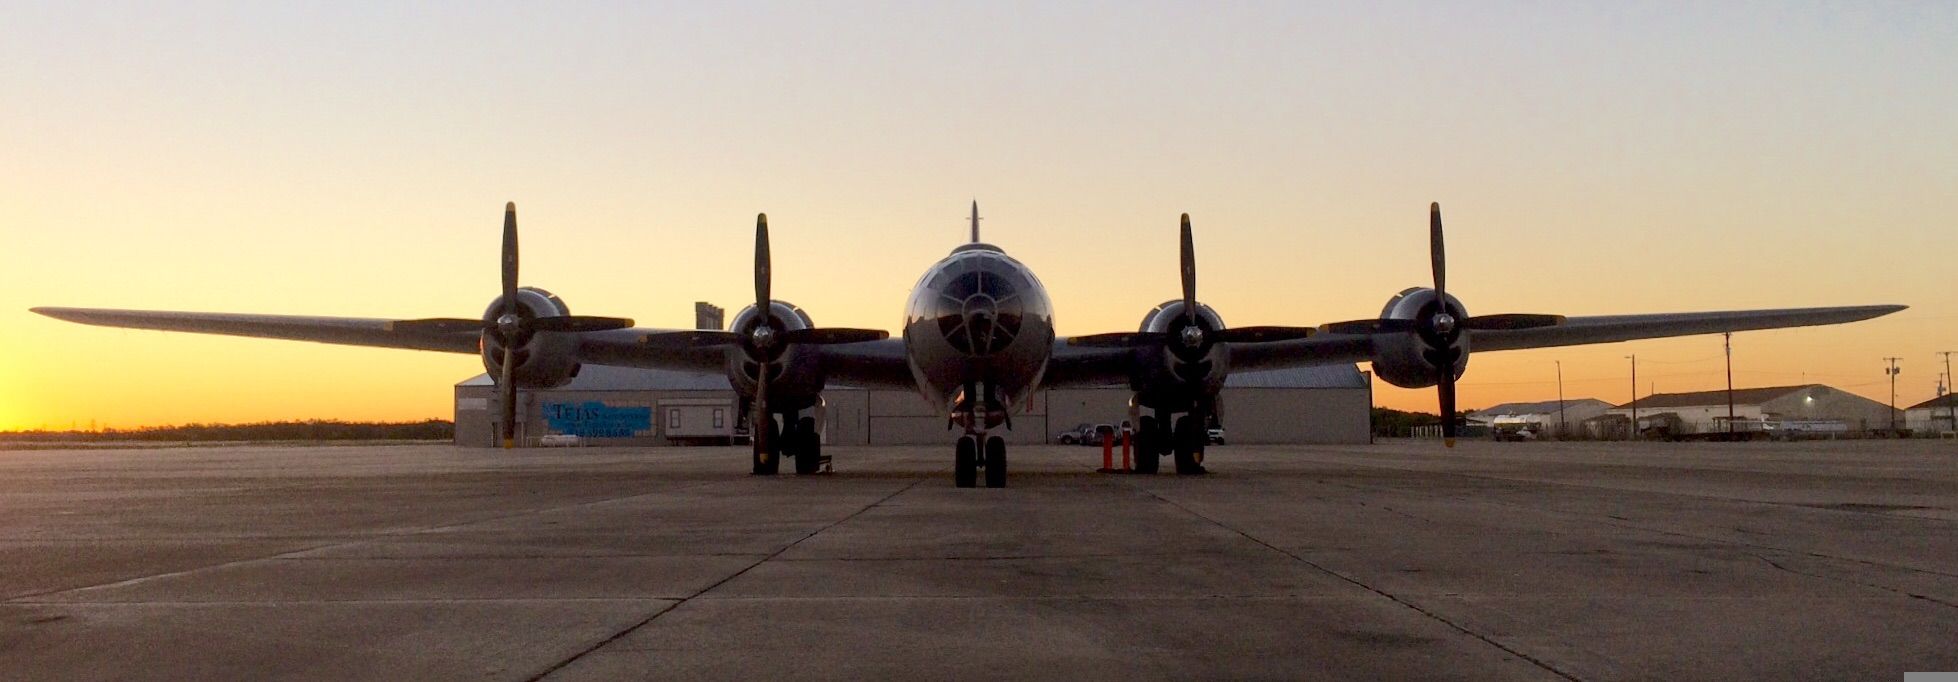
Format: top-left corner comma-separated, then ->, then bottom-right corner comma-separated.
661,398 -> 737,445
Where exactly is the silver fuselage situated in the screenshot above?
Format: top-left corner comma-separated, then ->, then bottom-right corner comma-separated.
901,243 -> 1055,426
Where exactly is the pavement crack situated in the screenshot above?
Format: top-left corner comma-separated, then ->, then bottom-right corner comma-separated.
1130,484 -> 1584,682
5,479 -> 732,603
1744,551 -> 1958,611
526,478 -> 925,682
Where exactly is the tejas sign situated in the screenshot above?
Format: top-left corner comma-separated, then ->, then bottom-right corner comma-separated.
543,402 -> 652,438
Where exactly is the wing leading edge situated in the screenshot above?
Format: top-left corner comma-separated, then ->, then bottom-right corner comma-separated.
28,306 -> 915,384
1225,304 -> 1905,374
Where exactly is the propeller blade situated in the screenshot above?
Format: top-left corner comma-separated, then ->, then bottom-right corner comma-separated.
1180,213 -> 1197,327
755,213 -> 771,317
1066,332 -> 1167,348
528,315 -> 636,333
499,343 -> 517,449
1318,319 -> 1417,335
1461,313 -> 1566,331
780,328 -> 890,345
387,318 -> 483,334
752,359 -> 770,462
503,202 -> 520,315
1216,326 -> 1317,343
1429,202 -> 1446,299
641,330 -> 743,348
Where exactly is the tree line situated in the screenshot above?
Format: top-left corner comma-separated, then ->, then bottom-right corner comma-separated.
0,420 -> 454,443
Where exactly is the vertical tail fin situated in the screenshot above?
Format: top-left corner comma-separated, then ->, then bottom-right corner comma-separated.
970,200 -> 981,243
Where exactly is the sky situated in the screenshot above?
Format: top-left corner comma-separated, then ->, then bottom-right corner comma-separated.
2,2 -> 1954,431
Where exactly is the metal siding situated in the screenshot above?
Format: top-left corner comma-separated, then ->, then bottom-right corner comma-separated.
1218,388 -> 1372,444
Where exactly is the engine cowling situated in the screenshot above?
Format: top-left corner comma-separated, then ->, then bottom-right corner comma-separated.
723,300 -> 827,413
479,287 -> 581,389
1129,299 -> 1230,410
1370,287 -> 1471,389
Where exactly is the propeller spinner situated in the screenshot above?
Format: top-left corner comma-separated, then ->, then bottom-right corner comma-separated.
1068,214 -> 1316,352
641,214 -> 888,466
1318,203 -> 1564,446
390,203 -> 635,448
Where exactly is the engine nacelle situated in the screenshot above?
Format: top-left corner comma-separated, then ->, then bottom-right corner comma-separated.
1129,300 -> 1230,411
723,300 -> 827,413
479,288 -> 582,389
1369,287 -> 1471,389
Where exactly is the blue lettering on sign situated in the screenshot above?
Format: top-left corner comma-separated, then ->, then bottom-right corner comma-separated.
542,402 -> 652,438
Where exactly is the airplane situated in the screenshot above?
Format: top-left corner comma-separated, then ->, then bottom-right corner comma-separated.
32,201 -> 1906,487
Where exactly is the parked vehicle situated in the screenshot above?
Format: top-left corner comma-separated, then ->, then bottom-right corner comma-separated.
1056,423 -> 1115,445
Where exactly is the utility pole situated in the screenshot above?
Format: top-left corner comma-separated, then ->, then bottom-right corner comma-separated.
1556,360 -> 1566,440
1934,350 -> 1950,437
1885,357 -> 1902,435
1725,332 -> 1735,437
1626,354 -> 1638,440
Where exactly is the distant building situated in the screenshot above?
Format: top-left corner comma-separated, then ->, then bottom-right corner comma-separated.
1467,399 -> 1614,439
693,302 -> 724,331
1604,384 -> 1898,437
1904,393 -> 1958,436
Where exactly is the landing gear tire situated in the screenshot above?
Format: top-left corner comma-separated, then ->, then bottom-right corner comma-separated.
1173,415 -> 1206,476
983,436 -> 1007,488
1132,416 -> 1161,475
794,417 -> 822,475
954,435 -> 978,488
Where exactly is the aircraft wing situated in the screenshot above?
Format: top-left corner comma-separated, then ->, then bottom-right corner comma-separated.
1227,304 -> 1906,372
812,339 -> 917,390
29,307 -> 731,375
1466,304 -> 1905,352
31,308 -> 484,354
1041,341 -> 1136,389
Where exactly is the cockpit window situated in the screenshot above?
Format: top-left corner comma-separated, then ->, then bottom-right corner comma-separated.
934,257 -> 1025,355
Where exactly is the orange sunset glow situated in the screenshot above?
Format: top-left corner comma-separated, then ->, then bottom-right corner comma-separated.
2,4 -> 1952,431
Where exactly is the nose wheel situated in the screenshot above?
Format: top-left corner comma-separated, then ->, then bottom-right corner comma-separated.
952,434 -> 1008,488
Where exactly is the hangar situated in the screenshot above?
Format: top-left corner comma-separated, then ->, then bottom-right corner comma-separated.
453,364 -> 1372,447
1467,399 -> 1615,439
1603,384 -> 1899,437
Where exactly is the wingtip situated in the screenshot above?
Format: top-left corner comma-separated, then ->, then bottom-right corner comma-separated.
1430,201 -> 1441,213
505,202 -> 516,212
1180,213 -> 1191,226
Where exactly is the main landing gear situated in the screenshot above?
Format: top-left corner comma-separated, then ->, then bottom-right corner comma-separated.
751,412 -> 826,476
1132,410 -> 1207,476
953,433 -> 1008,488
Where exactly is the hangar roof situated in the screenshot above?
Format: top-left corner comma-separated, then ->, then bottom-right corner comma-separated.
460,362 -> 1371,391
1907,393 -> 1958,410
1616,385 -> 1818,410
1223,364 -> 1370,389
1470,399 -> 1614,417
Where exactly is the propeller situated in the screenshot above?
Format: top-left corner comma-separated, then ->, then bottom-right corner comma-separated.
390,203 -> 635,448
1068,214 -> 1316,350
641,214 -> 888,463
1317,203 -> 1564,446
